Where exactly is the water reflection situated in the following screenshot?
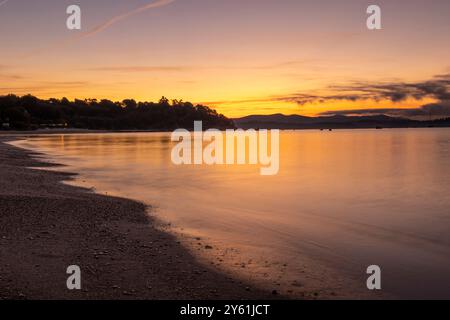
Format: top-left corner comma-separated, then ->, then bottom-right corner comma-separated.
13,128 -> 450,299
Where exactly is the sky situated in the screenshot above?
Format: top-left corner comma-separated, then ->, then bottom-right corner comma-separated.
0,0 -> 449,118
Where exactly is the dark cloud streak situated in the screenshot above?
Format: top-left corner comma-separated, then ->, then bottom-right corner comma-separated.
280,74 -> 450,105
280,73 -> 450,119
319,101 -> 450,119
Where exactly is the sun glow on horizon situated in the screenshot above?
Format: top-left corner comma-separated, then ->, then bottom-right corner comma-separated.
1,0 -> 449,118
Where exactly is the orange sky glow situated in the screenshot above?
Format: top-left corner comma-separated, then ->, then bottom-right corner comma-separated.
1,0 -> 449,118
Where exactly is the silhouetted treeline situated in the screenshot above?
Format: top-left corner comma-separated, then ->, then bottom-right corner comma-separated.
0,94 -> 234,131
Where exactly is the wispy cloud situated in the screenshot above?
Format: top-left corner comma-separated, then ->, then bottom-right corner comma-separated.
276,74 -> 450,105
0,64 -> 25,80
0,81 -> 90,95
0,74 -> 25,80
81,0 -> 176,38
88,65 -> 190,73
0,0 -> 9,8
319,102 -> 450,119
20,0 -> 176,58
241,60 -> 314,71
302,74 -> 450,119
201,97 -> 270,106
86,60 -> 312,73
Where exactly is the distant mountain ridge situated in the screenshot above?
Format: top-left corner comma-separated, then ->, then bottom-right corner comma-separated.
233,113 -> 450,129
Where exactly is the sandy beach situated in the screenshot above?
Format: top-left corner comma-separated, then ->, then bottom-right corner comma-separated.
0,137 -> 277,300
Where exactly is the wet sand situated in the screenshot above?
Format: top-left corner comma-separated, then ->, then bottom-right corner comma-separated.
0,138 -> 278,300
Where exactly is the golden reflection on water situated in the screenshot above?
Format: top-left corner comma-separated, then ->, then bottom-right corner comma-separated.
14,128 -> 450,298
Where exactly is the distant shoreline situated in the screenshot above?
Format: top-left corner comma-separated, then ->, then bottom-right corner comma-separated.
233,114 -> 450,130
0,138 -> 277,300
1,125 -> 450,136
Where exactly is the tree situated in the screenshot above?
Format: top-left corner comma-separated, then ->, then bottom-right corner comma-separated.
0,94 -> 235,131
4,106 -> 31,129
159,96 -> 170,106
122,99 -> 137,110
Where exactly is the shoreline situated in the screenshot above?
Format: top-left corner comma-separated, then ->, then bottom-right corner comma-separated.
0,138 -> 279,300
1,126 -> 450,138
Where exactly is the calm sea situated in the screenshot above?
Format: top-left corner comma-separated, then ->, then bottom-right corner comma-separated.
12,128 -> 450,299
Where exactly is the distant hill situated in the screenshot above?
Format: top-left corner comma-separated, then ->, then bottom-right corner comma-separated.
233,113 -> 450,130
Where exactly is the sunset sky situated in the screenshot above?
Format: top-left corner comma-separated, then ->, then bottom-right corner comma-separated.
1,0 -> 449,117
